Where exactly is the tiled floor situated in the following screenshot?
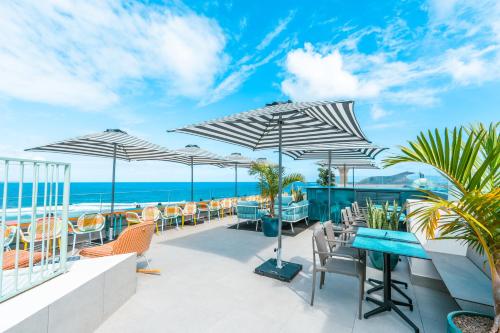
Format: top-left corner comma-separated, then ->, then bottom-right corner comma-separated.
96,216 -> 459,333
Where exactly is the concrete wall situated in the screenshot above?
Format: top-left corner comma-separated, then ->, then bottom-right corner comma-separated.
0,254 -> 136,333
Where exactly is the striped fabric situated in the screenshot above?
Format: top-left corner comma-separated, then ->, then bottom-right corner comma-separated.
223,152 -> 254,168
317,160 -> 380,169
174,144 -> 228,166
26,129 -> 198,164
284,147 -> 387,160
170,101 -> 370,150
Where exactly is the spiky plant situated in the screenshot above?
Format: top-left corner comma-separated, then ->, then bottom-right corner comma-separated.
384,122 -> 499,332
249,162 -> 305,217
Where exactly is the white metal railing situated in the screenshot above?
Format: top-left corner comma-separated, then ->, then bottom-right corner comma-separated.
0,157 -> 70,302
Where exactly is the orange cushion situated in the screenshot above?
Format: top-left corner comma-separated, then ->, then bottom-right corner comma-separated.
79,242 -> 115,258
2,250 -> 43,270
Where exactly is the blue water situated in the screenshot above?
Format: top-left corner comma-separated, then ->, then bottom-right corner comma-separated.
1,182 -> 265,208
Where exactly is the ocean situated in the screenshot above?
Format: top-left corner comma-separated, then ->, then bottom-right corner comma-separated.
0,182 -> 276,219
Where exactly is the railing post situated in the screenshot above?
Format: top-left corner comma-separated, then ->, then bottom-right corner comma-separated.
60,164 -> 70,269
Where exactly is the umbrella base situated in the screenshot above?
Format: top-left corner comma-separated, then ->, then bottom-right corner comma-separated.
254,258 -> 302,282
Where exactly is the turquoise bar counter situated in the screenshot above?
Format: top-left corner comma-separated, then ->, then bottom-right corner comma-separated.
306,186 -> 429,223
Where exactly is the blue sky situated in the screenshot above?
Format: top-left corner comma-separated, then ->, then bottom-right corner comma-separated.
0,0 -> 498,182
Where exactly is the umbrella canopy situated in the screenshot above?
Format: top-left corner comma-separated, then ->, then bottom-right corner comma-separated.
173,145 -> 229,201
222,153 -> 254,197
170,100 -> 371,274
285,146 -> 385,221
26,129 -> 187,238
318,159 -> 380,188
284,147 -> 386,160
171,101 -> 369,150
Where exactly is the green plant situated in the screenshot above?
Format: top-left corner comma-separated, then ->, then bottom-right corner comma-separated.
365,199 -> 403,231
317,166 -> 335,186
291,188 -> 304,202
249,162 -> 305,217
384,122 -> 499,332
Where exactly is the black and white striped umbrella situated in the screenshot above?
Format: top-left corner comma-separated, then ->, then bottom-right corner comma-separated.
173,145 -> 229,201
170,100 -> 371,275
318,159 -> 380,189
285,146 -> 386,221
222,153 -> 255,198
284,147 -> 386,160
26,129 -> 190,238
170,101 -> 369,150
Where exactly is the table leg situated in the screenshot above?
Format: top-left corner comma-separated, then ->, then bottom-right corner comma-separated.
364,253 -> 419,333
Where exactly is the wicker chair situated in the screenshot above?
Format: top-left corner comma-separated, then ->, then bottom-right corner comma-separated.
20,217 -> 62,251
181,202 -> 197,227
79,221 -> 155,267
142,206 -> 162,234
2,250 -> 43,270
3,226 -> 16,251
68,213 -> 105,254
161,206 -> 182,230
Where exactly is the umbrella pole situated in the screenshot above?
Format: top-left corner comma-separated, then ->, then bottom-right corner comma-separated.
190,157 -> 194,202
352,167 -> 355,189
234,163 -> 238,198
109,143 -> 117,240
277,116 -> 283,269
328,150 -> 331,221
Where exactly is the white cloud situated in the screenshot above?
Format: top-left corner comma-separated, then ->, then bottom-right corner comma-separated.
0,1 -> 228,109
370,105 -> 391,120
281,1 -> 500,106
281,44 -> 391,101
257,11 -> 295,50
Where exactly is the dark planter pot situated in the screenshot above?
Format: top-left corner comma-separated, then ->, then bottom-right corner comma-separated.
369,251 -> 399,271
262,216 -> 279,237
447,311 -> 494,333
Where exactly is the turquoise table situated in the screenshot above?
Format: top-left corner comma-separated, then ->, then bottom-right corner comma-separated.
352,228 -> 429,333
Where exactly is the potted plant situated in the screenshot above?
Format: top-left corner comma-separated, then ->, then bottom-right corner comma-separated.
365,200 -> 404,270
384,123 -> 499,333
249,162 -> 304,237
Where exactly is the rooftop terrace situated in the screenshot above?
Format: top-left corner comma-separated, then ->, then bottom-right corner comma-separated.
95,215 -> 458,333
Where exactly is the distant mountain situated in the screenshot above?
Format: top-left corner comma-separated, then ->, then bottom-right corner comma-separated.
359,172 -> 414,185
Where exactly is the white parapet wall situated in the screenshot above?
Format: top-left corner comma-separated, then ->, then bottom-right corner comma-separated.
0,253 -> 137,333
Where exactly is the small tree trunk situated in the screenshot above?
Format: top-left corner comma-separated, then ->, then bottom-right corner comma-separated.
491,261 -> 500,333
269,197 -> 275,217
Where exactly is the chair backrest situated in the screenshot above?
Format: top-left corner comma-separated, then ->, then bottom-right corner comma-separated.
3,226 -> 16,248
221,198 -> 232,209
142,206 -> 160,221
341,208 -> 350,226
345,207 -> 355,223
28,217 -> 63,240
183,202 -> 197,215
313,227 -> 330,265
77,213 -> 105,232
113,221 -> 155,256
126,212 -> 141,223
164,205 -> 182,217
209,200 -> 220,209
352,201 -> 361,216
323,221 -> 336,248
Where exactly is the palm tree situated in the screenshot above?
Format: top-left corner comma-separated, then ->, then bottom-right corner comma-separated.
384,122 -> 499,332
249,162 -> 305,217
317,166 -> 335,186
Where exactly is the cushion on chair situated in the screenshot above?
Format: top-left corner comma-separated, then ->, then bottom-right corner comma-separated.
2,250 -> 43,270
79,242 -> 115,258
